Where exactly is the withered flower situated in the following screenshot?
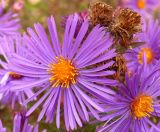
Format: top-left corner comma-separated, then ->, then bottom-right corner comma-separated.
109,8 -> 142,47
89,1 -> 113,27
89,1 -> 142,48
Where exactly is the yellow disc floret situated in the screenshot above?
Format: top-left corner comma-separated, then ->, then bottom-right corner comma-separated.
137,0 -> 146,9
131,94 -> 154,118
137,47 -> 154,64
48,56 -> 78,88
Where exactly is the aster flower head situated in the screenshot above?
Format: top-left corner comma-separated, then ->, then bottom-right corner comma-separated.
124,20 -> 160,72
0,35 -> 36,109
98,63 -> 160,132
125,0 -> 160,18
7,14 -> 117,130
0,2 -> 20,36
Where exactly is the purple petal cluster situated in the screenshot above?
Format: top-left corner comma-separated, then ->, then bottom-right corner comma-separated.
2,14 -> 117,130
0,4 -> 20,36
98,64 -> 160,131
124,20 -> 160,73
0,35 -> 36,108
13,112 -> 40,132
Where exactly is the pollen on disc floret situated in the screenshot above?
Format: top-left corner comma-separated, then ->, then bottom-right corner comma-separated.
131,94 -> 154,118
137,47 -> 154,64
48,56 -> 78,88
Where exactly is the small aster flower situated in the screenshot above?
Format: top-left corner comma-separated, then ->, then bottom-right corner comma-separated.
124,20 -> 160,72
7,15 -> 117,130
125,0 -> 159,18
0,35 -> 36,108
0,3 -> 20,36
13,112 -> 42,132
0,120 -> 6,132
98,63 -> 160,132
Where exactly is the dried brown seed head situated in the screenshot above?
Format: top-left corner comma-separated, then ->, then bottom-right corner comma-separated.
109,8 -> 142,46
89,1 -> 113,27
88,1 -> 142,48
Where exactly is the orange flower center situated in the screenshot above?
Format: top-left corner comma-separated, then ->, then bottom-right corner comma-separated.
137,0 -> 146,9
48,56 -> 78,88
137,47 -> 154,64
131,94 -> 154,118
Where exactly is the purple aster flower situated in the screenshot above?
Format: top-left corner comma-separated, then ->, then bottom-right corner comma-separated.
0,35 -> 36,109
13,112 -> 44,132
0,2 -> 20,36
7,14 -> 117,130
97,63 -> 160,132
0,120 -> 6,132
124,20 -> 160,73
125,0 -> 160,18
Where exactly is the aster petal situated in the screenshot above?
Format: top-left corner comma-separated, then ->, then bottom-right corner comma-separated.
77,79 -> 115,101
0,120 -> 6,132
56,88 -> 61,128
23,34 -> 52,65
26,88 -> 52,116
10,78 -> 49,91
13,114 -> 21,132
10,53 -> 47,70
48,16 -> 61,56
45,87 -> 60,123
64,89 -> 69,131
144,118 -> 160,132
79,61 -> 115,73
72,86 -> 100,120
27,27 -> 53,62
76,35 -> 113,66
71,86 -> 89,121
73,84 -> 104,112
69,20 -> 89,59
73,26 -> 104,62
68,89 -> 82,127
78,78 -> 115,95
63,14 -> 79,58
77,49 -> 116,69
69,88 -> 87,122
37,89 -> 56,122
64,89 -> 75,130
34,23 -> 55,59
